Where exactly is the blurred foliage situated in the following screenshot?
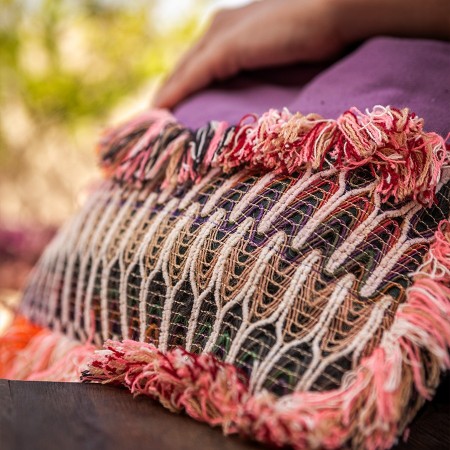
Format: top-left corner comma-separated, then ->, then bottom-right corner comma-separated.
0,0 -> 202,224
0,0 -> 199,132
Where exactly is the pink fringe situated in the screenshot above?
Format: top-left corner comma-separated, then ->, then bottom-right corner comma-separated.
5,327 -> 96,382
218,106 -> 448,206
82,221 -> 450,449
98,106 -> 449,206
84,342 -> 247,425
98,109 -> 176,183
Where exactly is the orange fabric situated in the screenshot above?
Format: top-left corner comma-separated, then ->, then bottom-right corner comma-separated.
0,315 -> 43,377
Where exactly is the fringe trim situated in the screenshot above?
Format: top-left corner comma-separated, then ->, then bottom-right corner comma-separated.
0,316 -> 42,374
82,219 -> 450,450
0,316 -> 96,382
98,106 -> 449,206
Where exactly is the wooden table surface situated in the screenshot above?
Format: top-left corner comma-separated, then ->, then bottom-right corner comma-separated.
1,377 -> 448,450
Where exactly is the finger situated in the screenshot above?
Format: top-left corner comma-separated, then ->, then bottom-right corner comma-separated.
153,37 -> 238,109
152,37 -> 208,104
152,6 -> 244,109
153,50 -> 215,109
152,11 -> 228,108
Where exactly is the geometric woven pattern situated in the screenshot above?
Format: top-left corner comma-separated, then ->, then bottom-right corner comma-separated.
21,165 -> 450,396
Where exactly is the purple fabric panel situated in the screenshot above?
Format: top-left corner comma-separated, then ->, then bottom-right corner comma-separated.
293,37 -> 450,135
173,37 -> 450,135
173,62 -> 328,128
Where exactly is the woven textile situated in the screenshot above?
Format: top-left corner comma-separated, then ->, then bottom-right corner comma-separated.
22,162 -> 450,393
5,106 -> 450,449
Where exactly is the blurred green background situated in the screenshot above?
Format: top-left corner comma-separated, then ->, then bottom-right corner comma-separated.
0,0 -> 207,226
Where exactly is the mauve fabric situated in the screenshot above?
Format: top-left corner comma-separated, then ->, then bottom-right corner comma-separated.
173,37 -> 450,136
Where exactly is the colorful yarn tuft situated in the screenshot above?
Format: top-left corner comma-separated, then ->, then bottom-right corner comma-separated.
82,340 -> 247,426
98,106 -> 449,205
0,316 -> 96,381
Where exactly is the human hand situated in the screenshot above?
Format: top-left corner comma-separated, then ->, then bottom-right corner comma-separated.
153,0 -> 342,109
153,0 -> 450,109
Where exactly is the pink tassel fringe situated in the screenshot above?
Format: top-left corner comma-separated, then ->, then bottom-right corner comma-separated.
4,326 -> 96,382
98,106 -> 449,206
